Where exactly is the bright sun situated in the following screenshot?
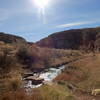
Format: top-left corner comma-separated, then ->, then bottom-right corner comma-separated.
31,0 -> 50,23
34,0 -> 50,9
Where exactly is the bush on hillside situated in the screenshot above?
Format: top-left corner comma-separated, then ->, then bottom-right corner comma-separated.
8,79 -> 21,91
0,47 -> 15,73
16,46 -> 31,65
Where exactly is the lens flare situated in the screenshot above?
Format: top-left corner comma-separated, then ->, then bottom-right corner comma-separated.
31,0 -> 50,23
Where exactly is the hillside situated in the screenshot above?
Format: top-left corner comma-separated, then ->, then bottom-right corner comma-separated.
36,27 -> 100,51
55,53 -> 100,100
0,32 -> 26,44
0,32 -> 82,70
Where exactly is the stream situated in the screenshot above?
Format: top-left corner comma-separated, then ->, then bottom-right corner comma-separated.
24,65 -> 65,89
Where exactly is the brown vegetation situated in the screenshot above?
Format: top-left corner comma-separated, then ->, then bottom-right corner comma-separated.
54,53 -> 100,100
0,84 -> 75,100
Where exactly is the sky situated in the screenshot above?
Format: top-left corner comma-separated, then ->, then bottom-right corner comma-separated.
0,0 -> 100,42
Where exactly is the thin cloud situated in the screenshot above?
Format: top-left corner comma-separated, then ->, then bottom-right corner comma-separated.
56,21 -> 96,28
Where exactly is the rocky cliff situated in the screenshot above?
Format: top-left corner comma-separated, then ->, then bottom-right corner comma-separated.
36,27 -> 100,51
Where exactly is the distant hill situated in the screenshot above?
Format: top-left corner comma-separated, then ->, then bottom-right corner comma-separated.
36,27 -> 100,51
0,32 -> 26,44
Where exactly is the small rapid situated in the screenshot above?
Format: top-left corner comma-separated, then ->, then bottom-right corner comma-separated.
24,65 -> 65,89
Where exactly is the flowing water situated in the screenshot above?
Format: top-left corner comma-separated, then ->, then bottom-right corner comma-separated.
24,65 -> 65,89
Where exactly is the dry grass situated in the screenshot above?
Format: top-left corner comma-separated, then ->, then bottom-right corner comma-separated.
55,53 -> 100,89
69,54 -> 100,90
28,45 -> 83,69
0,84 -> 75,100
54,53 -> 100,100
0,90 -> 29,100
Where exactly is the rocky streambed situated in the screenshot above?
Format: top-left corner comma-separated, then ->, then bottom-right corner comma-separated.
23,65 -> 65,89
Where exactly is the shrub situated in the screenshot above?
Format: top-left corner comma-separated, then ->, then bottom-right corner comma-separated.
8,79 -> 21,91
16,46 -> 31,64
0,47 -> 14,73
57,81 -> 66,85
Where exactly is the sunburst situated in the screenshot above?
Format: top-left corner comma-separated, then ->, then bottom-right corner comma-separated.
31,0 -> 50,23
34,0 -> 50,9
